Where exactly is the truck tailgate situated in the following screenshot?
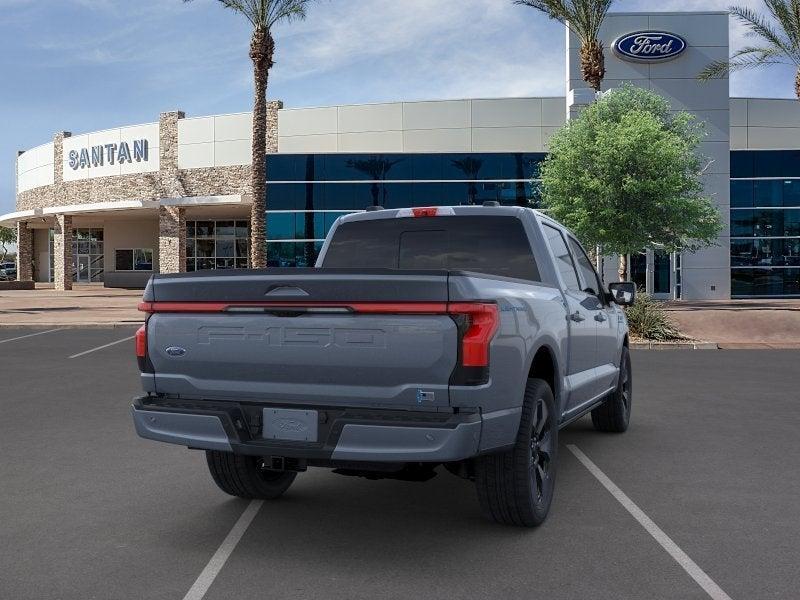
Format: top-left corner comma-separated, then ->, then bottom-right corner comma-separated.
142,270 -> 457,408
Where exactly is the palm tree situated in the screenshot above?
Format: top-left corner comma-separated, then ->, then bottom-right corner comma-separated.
185,0 -> 313,269
699,2 -> 800,99
515,0 -> 615,91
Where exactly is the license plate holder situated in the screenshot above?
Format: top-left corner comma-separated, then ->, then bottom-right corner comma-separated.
263,408 -> 318,442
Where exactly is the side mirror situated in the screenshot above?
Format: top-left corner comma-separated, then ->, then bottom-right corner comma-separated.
608,281 -> 636,306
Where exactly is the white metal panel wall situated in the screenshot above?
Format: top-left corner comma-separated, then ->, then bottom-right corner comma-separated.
177,112 -> 252,169
730,98 -> 800,150
276,97 -> 565,154
62,123 -> 159,182
16,142 -> 55,193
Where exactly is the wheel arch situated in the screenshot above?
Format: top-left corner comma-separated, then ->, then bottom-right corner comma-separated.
527,343 -> 562,412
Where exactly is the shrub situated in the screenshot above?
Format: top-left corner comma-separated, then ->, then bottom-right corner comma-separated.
625,292 -> 686,341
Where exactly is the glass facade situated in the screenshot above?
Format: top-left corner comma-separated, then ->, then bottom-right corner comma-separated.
186,220 -> 250,271
265,152 -> 545,267
731,151 -> 800,297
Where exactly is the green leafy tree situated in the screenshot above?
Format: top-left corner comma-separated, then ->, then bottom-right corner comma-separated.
699,2 -> 800,99
0,226 -> 15,263
515,0 -> 615,91
539,84 -> 723,281
185,0 -> 314,268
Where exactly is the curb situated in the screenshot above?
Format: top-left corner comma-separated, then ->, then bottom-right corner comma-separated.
630,341 -> 719,350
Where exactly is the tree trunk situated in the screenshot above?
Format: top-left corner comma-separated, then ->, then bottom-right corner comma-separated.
249,27 -> 274,269
580,40 -> 605,92
618,254 -> 627,282
795,68 -> 800,100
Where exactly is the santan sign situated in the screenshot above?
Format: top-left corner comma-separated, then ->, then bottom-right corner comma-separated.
613,31 -> 687,62
68,139 -> 149,170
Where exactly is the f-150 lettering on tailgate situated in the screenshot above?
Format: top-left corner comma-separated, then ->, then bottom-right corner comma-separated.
197,326 -> 387,348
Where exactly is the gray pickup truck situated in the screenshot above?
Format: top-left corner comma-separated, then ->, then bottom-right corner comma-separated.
132,205 -> 635,527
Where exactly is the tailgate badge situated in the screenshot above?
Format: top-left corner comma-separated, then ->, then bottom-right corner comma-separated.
165,346 -> 187,357
416,389 -> 435,404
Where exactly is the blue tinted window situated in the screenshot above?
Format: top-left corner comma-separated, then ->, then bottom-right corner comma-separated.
731,239 -> 800,267
730,180 -> 753,208
784,180 -> 800,207
266,213 -> 296,240
732,268 -> 800,296
267,241 -> 323,267
754,181 -> 783,207
267,183 -> 302,210
411,154 -> 443,180
730,151 -> 754,178
754,150 -> 800,177
265,153 -> 545,182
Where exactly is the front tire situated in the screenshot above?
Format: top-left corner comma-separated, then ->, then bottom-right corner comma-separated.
206,451 -> 297,499
591,346 -> 632,433
475,378 -> 558,527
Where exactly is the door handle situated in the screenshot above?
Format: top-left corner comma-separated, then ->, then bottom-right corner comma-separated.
569,311 -> 585,323
594,313 -> 608,322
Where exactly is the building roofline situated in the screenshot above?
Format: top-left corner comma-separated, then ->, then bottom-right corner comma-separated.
279,96 -> 565,112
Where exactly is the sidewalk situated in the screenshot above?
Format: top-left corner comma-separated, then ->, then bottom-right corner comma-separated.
0,284 -> 143,327
664,299 -> 800,349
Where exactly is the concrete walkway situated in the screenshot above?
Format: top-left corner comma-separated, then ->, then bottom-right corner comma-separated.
664,300 -> 800,349
0,284 -> 143,327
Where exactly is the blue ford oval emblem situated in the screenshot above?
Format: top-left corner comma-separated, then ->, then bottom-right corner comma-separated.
613,31 -> 686,62
165,346 -> 186,357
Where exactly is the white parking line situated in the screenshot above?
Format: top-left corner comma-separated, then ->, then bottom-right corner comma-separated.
68,335 -> 135,359
182,500 -> 263,600
567,445 -> 733,600
0,329 -> 63,345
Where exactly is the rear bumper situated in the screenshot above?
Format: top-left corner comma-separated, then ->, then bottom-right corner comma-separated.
131,396 -> 486,463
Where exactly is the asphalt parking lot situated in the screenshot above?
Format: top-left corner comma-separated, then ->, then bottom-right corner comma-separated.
1,327 -> 798,600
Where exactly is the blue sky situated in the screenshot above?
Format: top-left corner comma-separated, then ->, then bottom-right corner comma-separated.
1,0 -> 796,215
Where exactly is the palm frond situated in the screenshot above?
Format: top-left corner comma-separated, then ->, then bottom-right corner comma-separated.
730,4 -> 800,64
189,0 -> 311,29
515,0 -> 615,43
267,0 -> 311,28
765,0 -> 800,45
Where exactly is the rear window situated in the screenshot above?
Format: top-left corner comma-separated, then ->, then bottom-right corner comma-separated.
321,215 -> 540,281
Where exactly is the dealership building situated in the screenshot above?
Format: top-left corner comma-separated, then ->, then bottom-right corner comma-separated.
3,10 -> 800,298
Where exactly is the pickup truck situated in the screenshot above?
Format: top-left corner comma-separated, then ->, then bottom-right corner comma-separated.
132,205 -> 635,527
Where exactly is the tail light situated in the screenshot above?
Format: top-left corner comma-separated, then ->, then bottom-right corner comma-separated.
135,324 -> 152,372
448,303 -> 499,386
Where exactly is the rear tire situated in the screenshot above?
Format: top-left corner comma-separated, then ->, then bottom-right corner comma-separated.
475,378 -> 558,527
591,346 -> 632,433
206,451 -> 297,499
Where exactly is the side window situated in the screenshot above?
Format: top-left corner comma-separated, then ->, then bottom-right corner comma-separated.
568,236 -> 603,298
542,224 -> 580,291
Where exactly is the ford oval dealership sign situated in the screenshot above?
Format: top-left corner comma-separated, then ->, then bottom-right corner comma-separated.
613,31 -> 686,62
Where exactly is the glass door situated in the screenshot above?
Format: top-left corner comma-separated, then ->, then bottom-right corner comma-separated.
76,256 -> 90,282
652,250 -> 672,299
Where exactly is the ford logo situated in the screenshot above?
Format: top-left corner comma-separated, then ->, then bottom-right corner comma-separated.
613,31 -> 686,62
165,346 -> 187,357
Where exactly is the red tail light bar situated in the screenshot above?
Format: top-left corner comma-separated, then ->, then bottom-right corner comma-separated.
138,301 -> 499,368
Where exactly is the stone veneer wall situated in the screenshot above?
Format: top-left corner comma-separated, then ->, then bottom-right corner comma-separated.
158,206 -> 186,274
15,222 -> 33,281
53,214 -> 73,291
